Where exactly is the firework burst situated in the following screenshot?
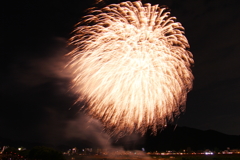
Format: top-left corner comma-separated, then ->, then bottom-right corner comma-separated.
67,1 -> 194,136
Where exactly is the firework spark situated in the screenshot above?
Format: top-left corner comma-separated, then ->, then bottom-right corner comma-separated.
67,1 -> 194,136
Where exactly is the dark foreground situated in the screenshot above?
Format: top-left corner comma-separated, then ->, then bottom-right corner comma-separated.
65,154 -> 240,160
1,154 -> 240,160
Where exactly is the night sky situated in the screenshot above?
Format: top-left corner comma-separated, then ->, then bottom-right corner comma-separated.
2,0 -> 240,147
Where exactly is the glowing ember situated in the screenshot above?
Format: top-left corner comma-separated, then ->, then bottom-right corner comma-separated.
67,1 -> 194,136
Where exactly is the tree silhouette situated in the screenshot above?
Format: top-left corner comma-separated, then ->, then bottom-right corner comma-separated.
28,146 -> 65,160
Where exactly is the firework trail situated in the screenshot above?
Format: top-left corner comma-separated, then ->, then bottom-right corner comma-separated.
67,1 -> 194,136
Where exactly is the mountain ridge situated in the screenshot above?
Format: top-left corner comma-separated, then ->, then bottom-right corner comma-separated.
118,126 -> 240,151
0,126 -> 239,151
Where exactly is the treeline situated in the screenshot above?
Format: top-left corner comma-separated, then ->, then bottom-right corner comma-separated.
2,146 -> 66,160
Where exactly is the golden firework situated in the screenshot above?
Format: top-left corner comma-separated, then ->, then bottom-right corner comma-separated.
67,1 -> 194,136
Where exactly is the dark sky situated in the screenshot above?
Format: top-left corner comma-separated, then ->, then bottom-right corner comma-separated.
2,0 -> 240,147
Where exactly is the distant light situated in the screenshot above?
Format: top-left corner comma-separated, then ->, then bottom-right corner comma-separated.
204,151 -> 213,155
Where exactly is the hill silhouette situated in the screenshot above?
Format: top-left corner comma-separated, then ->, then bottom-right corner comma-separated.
0,126 -> 239,152
116,126 -> 240,151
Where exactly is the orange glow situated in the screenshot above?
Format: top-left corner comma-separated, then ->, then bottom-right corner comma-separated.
67,1 -> 194,136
